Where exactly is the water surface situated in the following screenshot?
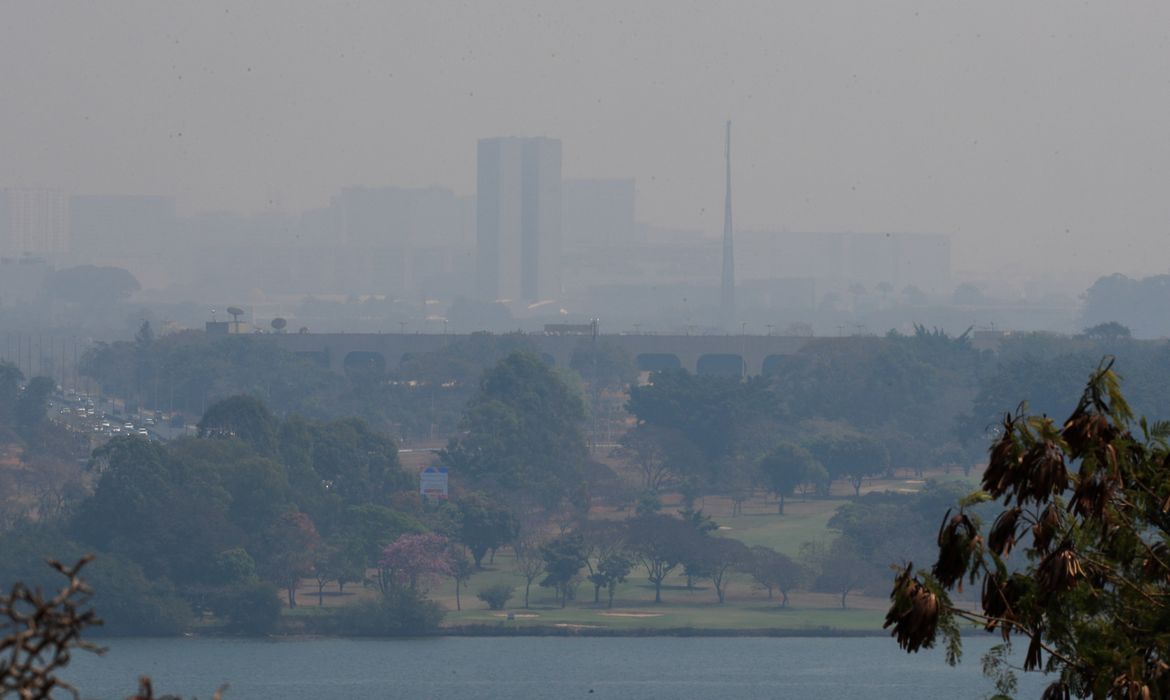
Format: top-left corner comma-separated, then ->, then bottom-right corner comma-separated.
65,635 -> 1047,699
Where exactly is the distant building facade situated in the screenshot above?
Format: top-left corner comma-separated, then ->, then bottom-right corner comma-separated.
562,178 -> 636,249
287,187 -> 474,299
476,137 -> 562,302
0,255 -> 50,306
737,231 -> 952,298
0,187 -> 69,256
69,194 -> 177,258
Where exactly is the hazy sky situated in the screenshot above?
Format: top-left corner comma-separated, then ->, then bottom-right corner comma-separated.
3,1 -> 1168,287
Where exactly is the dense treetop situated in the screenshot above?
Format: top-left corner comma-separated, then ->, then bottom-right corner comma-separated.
444,351 -> 588,508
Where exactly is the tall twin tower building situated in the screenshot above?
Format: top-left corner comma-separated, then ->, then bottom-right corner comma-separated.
475,136 -> 562,303
475,129 -> 736,324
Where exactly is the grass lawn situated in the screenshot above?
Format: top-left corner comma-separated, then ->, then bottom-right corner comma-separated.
711,499 -> 839,557
424,544 -> 887,633
284,469 -> 979,634
442,598 -> 884,633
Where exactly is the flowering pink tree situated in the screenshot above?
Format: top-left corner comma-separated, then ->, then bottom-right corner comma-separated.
378,533 -> 453,595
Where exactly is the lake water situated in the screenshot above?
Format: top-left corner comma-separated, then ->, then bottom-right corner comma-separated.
64,635 -> 1047,699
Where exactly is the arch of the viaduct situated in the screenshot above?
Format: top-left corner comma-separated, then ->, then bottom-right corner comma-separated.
275,332 -> 815,377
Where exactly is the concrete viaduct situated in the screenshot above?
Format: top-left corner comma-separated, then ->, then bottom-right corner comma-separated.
267,332 -> 822,377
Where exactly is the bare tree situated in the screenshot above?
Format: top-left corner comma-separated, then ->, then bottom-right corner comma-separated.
1,557 -> 225,699
512,538 -> 548,609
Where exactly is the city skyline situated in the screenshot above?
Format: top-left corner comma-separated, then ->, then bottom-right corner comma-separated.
3,1 -> 1168,296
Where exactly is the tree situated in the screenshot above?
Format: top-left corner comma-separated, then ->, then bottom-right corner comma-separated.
758,442 -> 819,514
198,395 -> 278,456
580,520 -> 628,604
618,425 -> 704,493
749,546 -> 802,607
690,537 -> 750,603
513,537 -> 547,609
444,351 -> 588,507
256,510 -> 320,608
305,417 -> 408,503
596,551 -> 634,609
719,418 -> 788,516
626,370 -> 780,463
0,361 -> 22,426
802,538 -> 880,609
377,533 -> 453,595
0,532 -> 192,637
15,376 -> 54,431
807,433 -> 890,497
627,514 -> 694,604
1081,321 -> 1132,340
312,543 -> 339,607
678,507 -> 718,588
1,558 -> 225,697
72,436 -> 240,586
210,547 -> 258,586
330,537 -> 368,595
456,493 -> 518,568
798,461 -> 830,501
540,534 -> 586,608
215,455 -> 291,534
338,503 -> 426,572
0,558 -> 102,699
885,362 -> 1170,698
448,545 -> 474,611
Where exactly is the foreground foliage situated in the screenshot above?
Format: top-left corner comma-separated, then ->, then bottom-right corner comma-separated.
886,361 -> 1170,698
1,558 -> 223,699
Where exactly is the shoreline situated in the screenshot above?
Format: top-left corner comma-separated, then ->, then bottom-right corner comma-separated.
90,625 -> 892,641
434,624 -> 889,638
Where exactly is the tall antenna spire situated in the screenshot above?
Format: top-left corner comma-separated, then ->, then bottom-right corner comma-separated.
720,120 -> 736,327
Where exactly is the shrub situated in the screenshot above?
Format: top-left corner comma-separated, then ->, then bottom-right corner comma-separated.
476,584 -> 514,610
210,581 -> 281,635
319,590 -> 443,636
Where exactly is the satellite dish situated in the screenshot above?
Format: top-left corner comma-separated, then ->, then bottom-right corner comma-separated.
271,317 -> 287,332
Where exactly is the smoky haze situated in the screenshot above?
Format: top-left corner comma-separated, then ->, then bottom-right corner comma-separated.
2,1 -> 1169,334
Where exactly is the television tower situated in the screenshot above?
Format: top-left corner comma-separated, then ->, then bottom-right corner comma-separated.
720,121 -> 736,327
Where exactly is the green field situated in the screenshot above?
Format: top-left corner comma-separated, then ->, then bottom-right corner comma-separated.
428,544 -> 884,633
285,474 -> 969,634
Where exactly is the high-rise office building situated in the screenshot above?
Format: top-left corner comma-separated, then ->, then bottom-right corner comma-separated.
476,137 -> 561,302
0,187 -> 69,256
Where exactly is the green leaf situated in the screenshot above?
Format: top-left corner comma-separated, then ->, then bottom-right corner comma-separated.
960,490 -> 993,508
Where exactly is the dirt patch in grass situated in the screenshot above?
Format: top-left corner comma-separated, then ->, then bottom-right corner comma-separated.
597,611 -> 663,618
493,613 -> 540,618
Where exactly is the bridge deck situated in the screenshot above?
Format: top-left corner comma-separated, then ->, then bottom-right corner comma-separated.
266,332 -> 825,376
